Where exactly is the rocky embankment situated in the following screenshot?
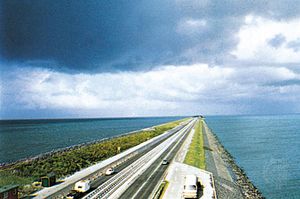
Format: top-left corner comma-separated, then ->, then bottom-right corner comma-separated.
215,135 -> 264,198
203,121 -> 264,199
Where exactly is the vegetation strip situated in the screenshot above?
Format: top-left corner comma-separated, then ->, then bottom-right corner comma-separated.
0,118 -> 188,197
184,119 -> 205,169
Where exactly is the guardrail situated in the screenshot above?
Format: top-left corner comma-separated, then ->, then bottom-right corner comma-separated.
82,119 -> 195,199
34,119 -> 191,198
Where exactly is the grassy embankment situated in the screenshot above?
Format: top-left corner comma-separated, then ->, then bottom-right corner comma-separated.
0,118 -> 188,196
184,119 -> 205,169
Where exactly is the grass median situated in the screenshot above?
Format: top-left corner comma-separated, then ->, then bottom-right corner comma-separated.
0,118 -> 189,196
184,119 -> 205,169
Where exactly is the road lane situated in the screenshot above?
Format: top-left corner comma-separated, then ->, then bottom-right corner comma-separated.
119,119 -> 195,199
34,120 -> 189,199
82,119 -> 196,199
90,124 -> 186,189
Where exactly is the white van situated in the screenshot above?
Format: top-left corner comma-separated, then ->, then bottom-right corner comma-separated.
74,180 -> 90,193
182,175 -> 197,198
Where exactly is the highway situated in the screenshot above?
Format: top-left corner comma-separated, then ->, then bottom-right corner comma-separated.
90,124 -> 185,188
120,120 -> 194,199
34,120 -> 188,199
82,118 -> 196,199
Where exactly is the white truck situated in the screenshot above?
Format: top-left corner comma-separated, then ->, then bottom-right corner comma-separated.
182,175 -> 198,198
66,180 -> 91,199
74,180 -> 91,193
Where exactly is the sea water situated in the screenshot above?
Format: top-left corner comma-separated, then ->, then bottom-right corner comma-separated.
0,117 -> 183,163
206,114 -> 300,199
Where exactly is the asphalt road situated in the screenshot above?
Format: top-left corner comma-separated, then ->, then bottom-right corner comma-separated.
35,123 -> 187,199
81,119 -> 196,199
119,120 -> 195,199
72,124 -> 187,198
90,124 -> 185,189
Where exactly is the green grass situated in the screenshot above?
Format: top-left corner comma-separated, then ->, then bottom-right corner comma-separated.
0,118 -> 189,196
0,170 -> 37,197
184,119 -> 205,169
0,171 -> 33,187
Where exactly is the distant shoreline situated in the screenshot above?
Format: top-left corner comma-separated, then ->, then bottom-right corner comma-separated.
1,113 -> 300,121
0,115 -> 187,121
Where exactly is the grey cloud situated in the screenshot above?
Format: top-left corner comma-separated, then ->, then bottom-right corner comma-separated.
3,64 -> 300,114
268,34 -> 286,48
287,38 -> 300,52
264,79 -> 300,87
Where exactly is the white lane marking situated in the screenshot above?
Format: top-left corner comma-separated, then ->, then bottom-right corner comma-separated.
84,125 -> 188,199
131,122 -> 194,199
86,119 -> 197,199
107,123 -> 193,199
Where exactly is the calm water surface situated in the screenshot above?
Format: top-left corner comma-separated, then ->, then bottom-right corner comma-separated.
0,117 -> 183,163
206,114 -> 300,199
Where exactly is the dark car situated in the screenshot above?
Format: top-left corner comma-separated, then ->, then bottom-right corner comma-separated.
66,191 -> 84,199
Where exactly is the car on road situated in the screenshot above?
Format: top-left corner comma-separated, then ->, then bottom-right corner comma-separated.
66,190 -> 84,199
162,159 -> 169,165
105,167 -> 115,175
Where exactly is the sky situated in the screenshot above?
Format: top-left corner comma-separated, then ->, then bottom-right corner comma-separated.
1,0 -> 300,119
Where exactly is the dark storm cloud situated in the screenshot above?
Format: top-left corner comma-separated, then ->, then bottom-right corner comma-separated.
1,0 -> 182,71
1,0 -> 300,72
